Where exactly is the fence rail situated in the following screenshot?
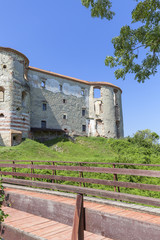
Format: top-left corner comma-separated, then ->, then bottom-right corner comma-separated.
0,159 -> 160,167
0,160 -> 160,206
1,160 -> 160,240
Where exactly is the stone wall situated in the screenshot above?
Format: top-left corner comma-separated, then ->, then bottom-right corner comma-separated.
28,69 -> 90,137
0,47 -> 124,146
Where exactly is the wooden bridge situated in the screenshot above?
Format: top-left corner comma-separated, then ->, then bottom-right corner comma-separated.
0,160 -> 160,240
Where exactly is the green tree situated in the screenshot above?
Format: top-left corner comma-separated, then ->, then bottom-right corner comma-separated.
128,129 -> 159,147
82,0 -> 160,83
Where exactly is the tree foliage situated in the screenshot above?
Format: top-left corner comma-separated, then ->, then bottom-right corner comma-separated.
127,129 -> 160,147
81,0 -> 115,20
82,0 -> 160,82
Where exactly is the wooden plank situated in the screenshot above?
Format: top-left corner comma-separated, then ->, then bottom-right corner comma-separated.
85,208 -> 160,240
71,194 -> 84,240
0,160 -> 160,168
1,164 -> 160,177
1,171 -> 160,192
0,223 -> 45,240
3,190 -> 160,240
4,190 -> 75,227
2,178 -> 160,207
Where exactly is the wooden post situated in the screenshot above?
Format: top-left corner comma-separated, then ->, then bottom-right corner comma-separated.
31,161 -> 33,180
113,164 -> 120,193
71,194 -> 84,240
79,163 -> 85,187
52,162 -> 56,183
12,161 -> 16,178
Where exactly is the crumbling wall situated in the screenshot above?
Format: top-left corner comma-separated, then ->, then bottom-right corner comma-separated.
28,70 -> 90,137
88,85 -> 123,138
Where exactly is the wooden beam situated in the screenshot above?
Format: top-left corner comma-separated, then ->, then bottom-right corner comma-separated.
71,194 -> 84,240
2,178 -> 160,207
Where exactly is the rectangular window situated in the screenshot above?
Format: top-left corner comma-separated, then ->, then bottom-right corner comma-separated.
82,125 -> 86,132
41,81 -> 45,88
42,103 -> 47,111
81,88 -> 85,96
41,120 -> 46,129
59,84 -> 62,91
82,109 -> 85,116
94,88 -> 101,98
63,114 -> 67,119
63,99 -> 66,103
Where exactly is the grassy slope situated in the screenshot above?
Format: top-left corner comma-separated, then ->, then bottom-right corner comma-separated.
0,136 -> 160,164
0,137 -> 160,200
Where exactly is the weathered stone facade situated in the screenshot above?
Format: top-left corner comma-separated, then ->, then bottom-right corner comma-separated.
0,47 -> 123,146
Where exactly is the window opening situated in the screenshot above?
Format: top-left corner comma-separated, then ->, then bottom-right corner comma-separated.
82,125 -> 86,132
41,120 -> 46,129
63,99 -> 66,103
3,65 -> 7,69
59,84 -> 62,91
99,103 -> 103,113
0,113 -> 4,118
94,88 -> 101,98
41,81 -> 45,88
22,91 -> 27,107
42,103 -> 47,111
113,89 -> 118,106
81,88 -> 85,96
63,114 -> 67,120
0,87 -> 4,102
82,109 -> 85,116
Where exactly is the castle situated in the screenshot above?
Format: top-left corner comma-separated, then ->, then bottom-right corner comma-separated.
0,47 -> 123,146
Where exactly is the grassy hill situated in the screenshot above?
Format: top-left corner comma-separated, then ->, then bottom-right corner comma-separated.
0,135 -> 160,164
0,135 -> 160,200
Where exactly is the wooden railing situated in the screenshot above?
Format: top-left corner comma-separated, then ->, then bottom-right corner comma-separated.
1,160 -> 160,240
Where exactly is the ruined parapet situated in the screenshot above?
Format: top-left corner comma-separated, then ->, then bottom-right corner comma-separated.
0,47 -> 30,146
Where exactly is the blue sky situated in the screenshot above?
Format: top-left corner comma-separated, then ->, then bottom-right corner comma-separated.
1,0 -> 159,137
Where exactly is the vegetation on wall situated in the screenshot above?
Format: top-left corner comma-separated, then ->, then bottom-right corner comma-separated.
0,179 -> 8,234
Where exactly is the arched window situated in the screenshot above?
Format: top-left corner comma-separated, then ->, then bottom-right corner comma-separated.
0,87 -> 4,102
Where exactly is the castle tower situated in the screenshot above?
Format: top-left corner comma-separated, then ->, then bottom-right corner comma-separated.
0,47 -> 30,146
88,84 -> 123,138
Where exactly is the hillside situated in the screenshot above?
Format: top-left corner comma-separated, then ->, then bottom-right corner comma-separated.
0,135 -> 160,164
0,135 -> 160,200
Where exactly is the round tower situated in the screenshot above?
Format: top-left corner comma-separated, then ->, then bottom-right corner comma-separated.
88,83 -> 123,138
0,47 -> 30,146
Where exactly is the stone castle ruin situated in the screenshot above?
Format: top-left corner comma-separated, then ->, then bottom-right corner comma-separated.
0,47 -> 123,146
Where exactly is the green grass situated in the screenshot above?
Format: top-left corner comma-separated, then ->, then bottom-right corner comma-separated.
1,136 -> 160,164
1,136 -> 160,203
0,139 -> 58,161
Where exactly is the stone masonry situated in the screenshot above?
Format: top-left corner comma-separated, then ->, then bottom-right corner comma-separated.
0,47 -> 123,146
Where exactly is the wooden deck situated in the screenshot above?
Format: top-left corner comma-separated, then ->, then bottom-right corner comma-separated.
1,186 -> 160,240
2,207 -> 112,240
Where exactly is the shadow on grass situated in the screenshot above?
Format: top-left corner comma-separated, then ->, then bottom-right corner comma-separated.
43,136 -> 70,147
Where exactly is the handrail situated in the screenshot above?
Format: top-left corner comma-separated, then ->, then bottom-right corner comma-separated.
0,163 -> 160,177
1,161 -> 160,207
0,159 -> 160,167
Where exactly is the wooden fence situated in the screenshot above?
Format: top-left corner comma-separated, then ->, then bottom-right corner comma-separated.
1,160 -> 160,240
